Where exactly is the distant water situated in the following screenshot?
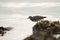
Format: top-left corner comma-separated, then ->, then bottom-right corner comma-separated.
0,14 -> 36,40
0,14 -> 60,40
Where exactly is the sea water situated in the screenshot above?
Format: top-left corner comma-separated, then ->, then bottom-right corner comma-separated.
0,2 -> 60,40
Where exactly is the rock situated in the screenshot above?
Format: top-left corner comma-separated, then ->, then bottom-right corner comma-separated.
24,20 -> 60,40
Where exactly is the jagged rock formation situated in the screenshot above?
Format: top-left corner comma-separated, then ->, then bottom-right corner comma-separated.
0,26 -> 13,36
24,20 -> 60,40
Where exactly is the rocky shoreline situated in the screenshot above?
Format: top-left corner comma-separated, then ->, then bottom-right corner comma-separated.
24,20 -> 60,40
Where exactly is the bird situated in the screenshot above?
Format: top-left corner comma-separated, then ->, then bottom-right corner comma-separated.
28,16 -> 46,22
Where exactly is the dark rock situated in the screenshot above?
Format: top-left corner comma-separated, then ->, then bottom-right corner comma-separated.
0,26 -> 13,36
24,20 -> 60,40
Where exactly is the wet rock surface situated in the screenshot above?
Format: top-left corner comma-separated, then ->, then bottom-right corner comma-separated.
24,20 -> 60,40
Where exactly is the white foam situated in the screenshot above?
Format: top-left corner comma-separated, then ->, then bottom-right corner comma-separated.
0,14 -> 60,40
0,14 -> 35,40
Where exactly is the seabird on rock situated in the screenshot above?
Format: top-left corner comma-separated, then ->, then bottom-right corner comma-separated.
28,16 -> 46,22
